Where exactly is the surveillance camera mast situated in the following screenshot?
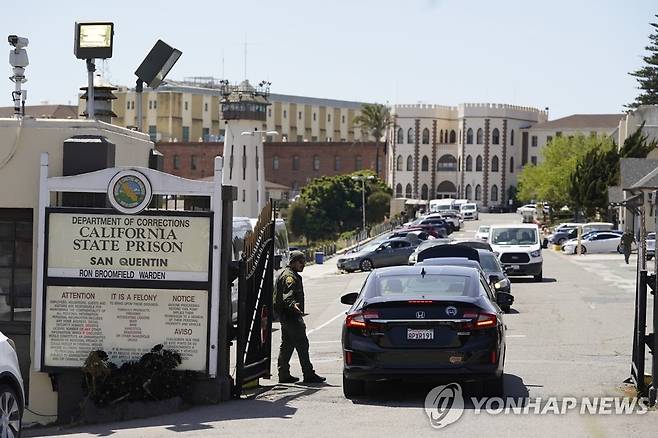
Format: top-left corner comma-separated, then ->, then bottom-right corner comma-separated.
8,34 -> 29,117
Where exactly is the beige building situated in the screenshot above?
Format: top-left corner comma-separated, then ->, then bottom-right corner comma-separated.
83,77 -> 370,144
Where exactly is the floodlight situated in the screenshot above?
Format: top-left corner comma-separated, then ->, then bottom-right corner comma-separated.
135,40 -> 182,89
74,22 -> 114,59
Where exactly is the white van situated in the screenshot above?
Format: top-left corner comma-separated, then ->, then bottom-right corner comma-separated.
429,199 -> 456,213
460,203 -> 479,220
489,224 -> 543,282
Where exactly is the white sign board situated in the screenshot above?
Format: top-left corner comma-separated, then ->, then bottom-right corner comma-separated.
47,212 -> 210,281
44,286 -> 208,370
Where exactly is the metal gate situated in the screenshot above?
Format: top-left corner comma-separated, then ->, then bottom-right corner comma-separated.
235,201 -> 275,396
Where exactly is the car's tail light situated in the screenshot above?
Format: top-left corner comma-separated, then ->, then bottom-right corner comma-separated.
408,300 -> 433,304
345,351 -> 353,364
462,311 -> 497,330
490,351 -> 498,364
345,309 -> 380,329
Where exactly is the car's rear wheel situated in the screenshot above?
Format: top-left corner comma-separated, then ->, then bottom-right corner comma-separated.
0,383 -> 22,438
359,259 -> 373,271
580,246 -> 587,254
343,373 -> 365,398
534,270 -> 543,282
557,238 -> 566,245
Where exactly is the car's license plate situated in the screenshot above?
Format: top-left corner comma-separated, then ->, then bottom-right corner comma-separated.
407,328 -> 434,340
511,264 -> 520,270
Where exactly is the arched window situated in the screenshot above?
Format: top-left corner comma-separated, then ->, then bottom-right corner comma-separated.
492,128 -> 500,145
405,183 -> 412,198
421,184 -> 429,200
511,129 -> 515,146
466,128 -> 474,144
476,155 -> 483,172
422,128 -> 430,144
459,130 -> 462,144
407,128 -> 414,144
491,156 -> 499,172
396,155 -> 403,171
466,155 -> 473,171
421,155 -> 429,171
439,129 -> 444,143
475,184 -> 482,201
491,185 -> 498,202
273,155 -> 279,170
313,155 -> 320,171
437,181 -> 457,196
510,156 -> 515,173
465,184 -> 472,200
476,128 -> 483,144
406,155 -> 413,171
397,128 -> 404,144
292,155 -> 300,170
395,183 -> 403,197
450,130 -> 456,143
437,154 -> 457,171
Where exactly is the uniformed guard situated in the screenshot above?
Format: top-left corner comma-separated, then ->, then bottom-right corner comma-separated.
274,250 -> 326,384
621,231 -> 635,265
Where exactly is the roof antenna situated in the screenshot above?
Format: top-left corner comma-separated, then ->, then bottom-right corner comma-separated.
420,267 -> 426,278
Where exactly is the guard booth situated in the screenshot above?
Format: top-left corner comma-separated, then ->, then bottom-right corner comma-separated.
33,153 -> 244,421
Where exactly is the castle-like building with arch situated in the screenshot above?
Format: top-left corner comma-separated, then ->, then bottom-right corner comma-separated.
388,103 -> 548,207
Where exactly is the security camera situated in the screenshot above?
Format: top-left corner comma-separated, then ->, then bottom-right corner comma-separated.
8,35 -> 28,50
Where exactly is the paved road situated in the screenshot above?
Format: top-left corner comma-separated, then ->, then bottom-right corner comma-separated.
29,214 -> 657,437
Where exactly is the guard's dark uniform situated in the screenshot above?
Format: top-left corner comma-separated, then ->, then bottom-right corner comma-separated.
274,266 -> 315,379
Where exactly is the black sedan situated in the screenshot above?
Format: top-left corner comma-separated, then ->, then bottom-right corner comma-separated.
340,265 -> 511,398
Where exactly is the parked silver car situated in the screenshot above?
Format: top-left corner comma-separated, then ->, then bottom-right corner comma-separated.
337,238 -> 418,272
0,332 -> 23,438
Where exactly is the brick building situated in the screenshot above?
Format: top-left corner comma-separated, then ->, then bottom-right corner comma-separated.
156,141 -> 380,198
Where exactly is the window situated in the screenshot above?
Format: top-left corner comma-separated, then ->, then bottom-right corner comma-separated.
243,189 -> 246,202
547,135 -> 553,144
491,185 -> 498,202
342,115 -> 345,123
0,210 -> 33,323
421,155 -> 429,171
475,185 -> 482,201
531,136 -> 538,147
334,156 -> 341,171
491,156 -> 499,172
396,184 -> 403,197
268,108 -> 272,117
406,155 -> 413,171
466,155 -> 473,171
184,101 -> 188,111
273,155 -> 279,170
439,130 -> 444,143
422,128 -> 430,144
153,100 -> 157,109
148,125 -> 157,142
328,114 -> 331,122
421,184 -> 429,200
405,184 -> 413,198
313,113 -> 317,121
450,130 -> 456,143
283,110 -> 287,118
466,128 -> 474,144
204,103 -> 208,112
131,101 -> 135,110
191,155 -> 198,170
202,127 -> 210,141
465,184 -> 472,200
355,155 -> 363,170
148,101 -> 152,110
297,135 -> 304,142
492,128 -> 500,145
397,128 -> 404,144
531,156 -> 537,165
313,155 -> 320,171
476,155 -> 483,172
126,101 -> 131,110
173,155 -> 180,170
476,128 -> 483,144
396,155 -> 403,171
182,126 -> 190,142
407,128 -> 415,144
242,145 -> 247,180
298,112 -> 302,120
437,154 -> 457,171
292,155 -> 300,170
511,129 -> 515,145
510,156 -> 514,173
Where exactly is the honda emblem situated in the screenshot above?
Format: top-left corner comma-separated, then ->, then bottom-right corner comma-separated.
416,311 -> 426,319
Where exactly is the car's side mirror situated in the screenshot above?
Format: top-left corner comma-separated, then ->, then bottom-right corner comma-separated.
340,292 -> 358,305
496,291 -> 514,307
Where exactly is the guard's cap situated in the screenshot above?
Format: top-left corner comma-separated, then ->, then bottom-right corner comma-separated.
290,250 -> 306,263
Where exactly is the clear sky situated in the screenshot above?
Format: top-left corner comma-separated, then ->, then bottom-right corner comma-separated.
2,0 -> 656,118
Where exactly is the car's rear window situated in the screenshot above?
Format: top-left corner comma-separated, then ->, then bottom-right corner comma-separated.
367,274 -> 473,298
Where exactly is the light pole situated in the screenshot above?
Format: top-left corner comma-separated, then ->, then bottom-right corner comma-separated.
352,175 -> 374,238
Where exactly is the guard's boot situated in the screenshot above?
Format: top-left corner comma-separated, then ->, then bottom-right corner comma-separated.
279,375 -> 300,384
303,373 -> 326,383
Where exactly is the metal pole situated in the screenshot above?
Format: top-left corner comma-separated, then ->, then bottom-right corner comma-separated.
362,178 -> 366,234
86,59 -> 95,120
136,79 -> 144,132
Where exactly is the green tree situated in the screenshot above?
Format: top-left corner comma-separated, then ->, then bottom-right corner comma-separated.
366,191 -> 392,224
517,135 -> 607,207
287,201 -> 307,239
570,146 -> 619,219
352,103 -> 392,178
628,15 -> 658,109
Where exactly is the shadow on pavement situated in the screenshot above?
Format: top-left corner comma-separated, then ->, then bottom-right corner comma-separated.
25,386 -> 322,437
349,373 -> 529,409
510,277 -> 557,284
